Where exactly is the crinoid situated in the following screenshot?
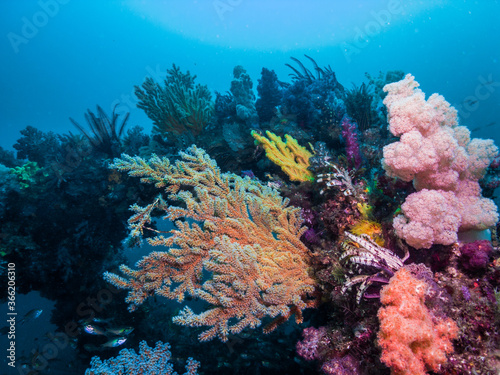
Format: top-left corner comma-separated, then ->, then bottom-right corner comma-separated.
316,161 -> 366,200
340,232 -> 408,303
285,55 -> 334,82
70,104 -> 129,158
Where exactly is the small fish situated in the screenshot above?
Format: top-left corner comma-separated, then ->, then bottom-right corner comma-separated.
83,324 -> 106,336
470,121 -> 495,133
20,309 -> 43,325
102,337 -> 127,348
92,317 -> 113,324
105,327 -> 134,336
462,98 -> 478,106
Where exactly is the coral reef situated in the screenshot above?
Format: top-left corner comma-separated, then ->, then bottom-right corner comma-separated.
13,125 -> 60,166
6,59 -> 499,375
282,56 -> 345,129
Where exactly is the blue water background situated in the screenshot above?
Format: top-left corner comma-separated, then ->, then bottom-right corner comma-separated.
1,0 -> 499,151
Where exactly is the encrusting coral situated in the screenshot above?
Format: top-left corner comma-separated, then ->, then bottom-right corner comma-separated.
105,145 -> 317,342
251,130 -> 314,182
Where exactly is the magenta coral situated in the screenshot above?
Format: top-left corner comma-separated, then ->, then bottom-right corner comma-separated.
321,355 -> 360,375
459,239 -> 493,270
296,326 -> 327,361
341,115 -> 362,169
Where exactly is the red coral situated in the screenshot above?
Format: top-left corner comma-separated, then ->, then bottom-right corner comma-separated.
377,268 -> 458,375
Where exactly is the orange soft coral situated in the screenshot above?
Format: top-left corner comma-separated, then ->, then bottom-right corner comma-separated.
377,268 -> 458,375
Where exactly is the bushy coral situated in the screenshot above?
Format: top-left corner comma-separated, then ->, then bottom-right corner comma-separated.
135,64 -> 213,137
392,189 -> 462,249
214,91 -> 236,125
321,355 -> 360,375
282,56 -> 345,128
296,326 -> 327,361
105,146 -> 316,342
382,74 -> 499,248
256,67 -> 282,123
13,125 -> 60,166
230,65 -> 259,126
85,340 -> 200,375
377,267 -> 458,375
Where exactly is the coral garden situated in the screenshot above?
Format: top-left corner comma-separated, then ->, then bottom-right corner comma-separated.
1,58 -> 500,375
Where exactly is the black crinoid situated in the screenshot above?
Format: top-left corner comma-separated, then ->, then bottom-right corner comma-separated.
285,54 -> 335,83
344,82 -> 374,132
70,104 -> 129,158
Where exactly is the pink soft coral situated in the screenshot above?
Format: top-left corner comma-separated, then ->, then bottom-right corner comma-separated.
392,189 -> 462,249
382,74 -> 498,248
377,268 -> 458,375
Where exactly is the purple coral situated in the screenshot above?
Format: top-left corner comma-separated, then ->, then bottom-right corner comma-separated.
341,115 -> 362,169
460,240 -> 493,271
321,355 -> 360,375
296,326 -> 327,361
